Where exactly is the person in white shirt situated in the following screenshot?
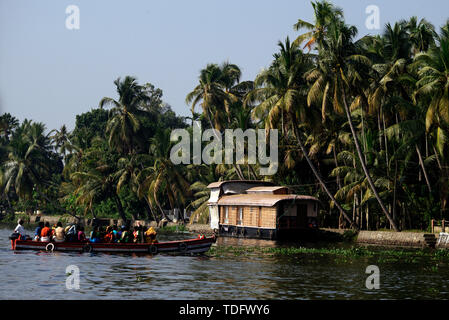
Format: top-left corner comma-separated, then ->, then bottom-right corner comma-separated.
14,219 -> 28,239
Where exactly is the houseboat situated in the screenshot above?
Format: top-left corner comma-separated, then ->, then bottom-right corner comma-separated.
208,180 -> 320,240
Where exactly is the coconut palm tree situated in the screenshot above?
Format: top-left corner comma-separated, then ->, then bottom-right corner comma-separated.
246,37 -> 358,229
307,16 -> 399,230
185,63 -> 231,131
293,0 -> 343,51
69,146 -> 129,223
405,16 -> 436,54
139,128 -> 192,220
99,76 -> 150,154
49,125 -> 74,161
3,121 -> 52,203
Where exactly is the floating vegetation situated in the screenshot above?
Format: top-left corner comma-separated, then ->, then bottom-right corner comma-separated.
207,244 -> 449,264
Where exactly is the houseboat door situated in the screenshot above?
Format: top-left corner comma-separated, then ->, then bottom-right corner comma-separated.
209,205 -> 219,230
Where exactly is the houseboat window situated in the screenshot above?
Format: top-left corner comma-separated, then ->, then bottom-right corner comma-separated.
224,206 -> 229,224
237,207 -> 243,225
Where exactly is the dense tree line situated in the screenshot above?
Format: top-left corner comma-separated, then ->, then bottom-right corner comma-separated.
1,1 -> 448,231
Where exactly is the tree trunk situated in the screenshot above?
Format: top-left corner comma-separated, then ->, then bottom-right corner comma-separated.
113,193 -> 128,224
144,200 -> 159,223
415,144 -> 432,193
341,86 -> 399,231
290,112 -> 359,230
392,160 -> 398,226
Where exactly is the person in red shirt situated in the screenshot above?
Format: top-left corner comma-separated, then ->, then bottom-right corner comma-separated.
40,222 -> 51,242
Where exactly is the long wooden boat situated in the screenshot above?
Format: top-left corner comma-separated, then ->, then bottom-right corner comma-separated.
9,234 -> 216,255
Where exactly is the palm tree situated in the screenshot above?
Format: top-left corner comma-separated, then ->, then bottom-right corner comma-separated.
307,16 -> 399,230
186,63 -> 230,131
70,147 -> 129,223
186,63 -> 249,179
139,128 -> 192,220
114,153 -> 158,222
246,37 -> 358,229
99,76 -> 150,154
405,16 -> 436,54
413,32 -> 449,139
293,0 -> 343,51
49,125 -> 74,161
3,121 -> 52,204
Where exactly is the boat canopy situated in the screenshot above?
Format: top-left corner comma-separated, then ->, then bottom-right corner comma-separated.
217,194 -> 319,207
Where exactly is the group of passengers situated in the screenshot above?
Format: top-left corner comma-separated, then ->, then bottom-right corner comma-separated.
32,221 -> 86,243
90,224 -> 158,244
30,221 -> 157,244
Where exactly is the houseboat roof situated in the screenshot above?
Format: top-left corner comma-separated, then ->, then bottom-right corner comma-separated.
246,186 -> 289,193
207,180 -> 274,189
217,194 -> 319,207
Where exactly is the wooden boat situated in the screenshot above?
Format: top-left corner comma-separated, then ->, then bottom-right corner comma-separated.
9,234 -> 216,255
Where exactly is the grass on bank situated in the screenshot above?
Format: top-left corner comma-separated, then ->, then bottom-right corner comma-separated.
206,244 -> 449,263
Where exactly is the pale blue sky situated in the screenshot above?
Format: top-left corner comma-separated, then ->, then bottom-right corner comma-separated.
1,0 -> 449,131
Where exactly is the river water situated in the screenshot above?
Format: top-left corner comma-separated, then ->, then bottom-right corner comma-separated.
1,227 -> 449,299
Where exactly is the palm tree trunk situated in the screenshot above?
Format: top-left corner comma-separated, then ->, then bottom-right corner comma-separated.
144,200 -> 159,223
290,113 -> 359,230
392,160 -> 398,226
341,86 -> 399,231
415,144 -> 432,193
113,193 -> 128,224
333,146 -> 342,190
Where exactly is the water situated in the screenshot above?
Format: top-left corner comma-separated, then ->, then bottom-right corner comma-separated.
1,228 -> 449,299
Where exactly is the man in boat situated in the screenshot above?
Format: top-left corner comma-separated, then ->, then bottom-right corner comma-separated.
14,219 -> 29,240
53,222 -> 65,242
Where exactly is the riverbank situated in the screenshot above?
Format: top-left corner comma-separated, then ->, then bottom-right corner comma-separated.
186,226 -> 449,249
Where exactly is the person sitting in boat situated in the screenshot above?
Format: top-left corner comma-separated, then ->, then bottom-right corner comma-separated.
89,226 -> 101,243
133,225 -> 144,243
14,219 -> 29,240
116,225 -> 124,241
77,225 -> 86,242
53,222 -> 65,242
112,225 -> 119,243
103,226 -> 114,243
51,223 -> 57,238
65,224 -> 77,242
34,221 -> 44,241
40,222 -> 52,242
119,226 -> 131,243
144,227 -> 158,244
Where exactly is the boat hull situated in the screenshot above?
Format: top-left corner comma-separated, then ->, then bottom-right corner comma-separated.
218,224 -> 320,240
11,235 -> 216,255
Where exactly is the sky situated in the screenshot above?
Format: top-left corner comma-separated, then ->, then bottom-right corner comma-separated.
1,0 -> 449,132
